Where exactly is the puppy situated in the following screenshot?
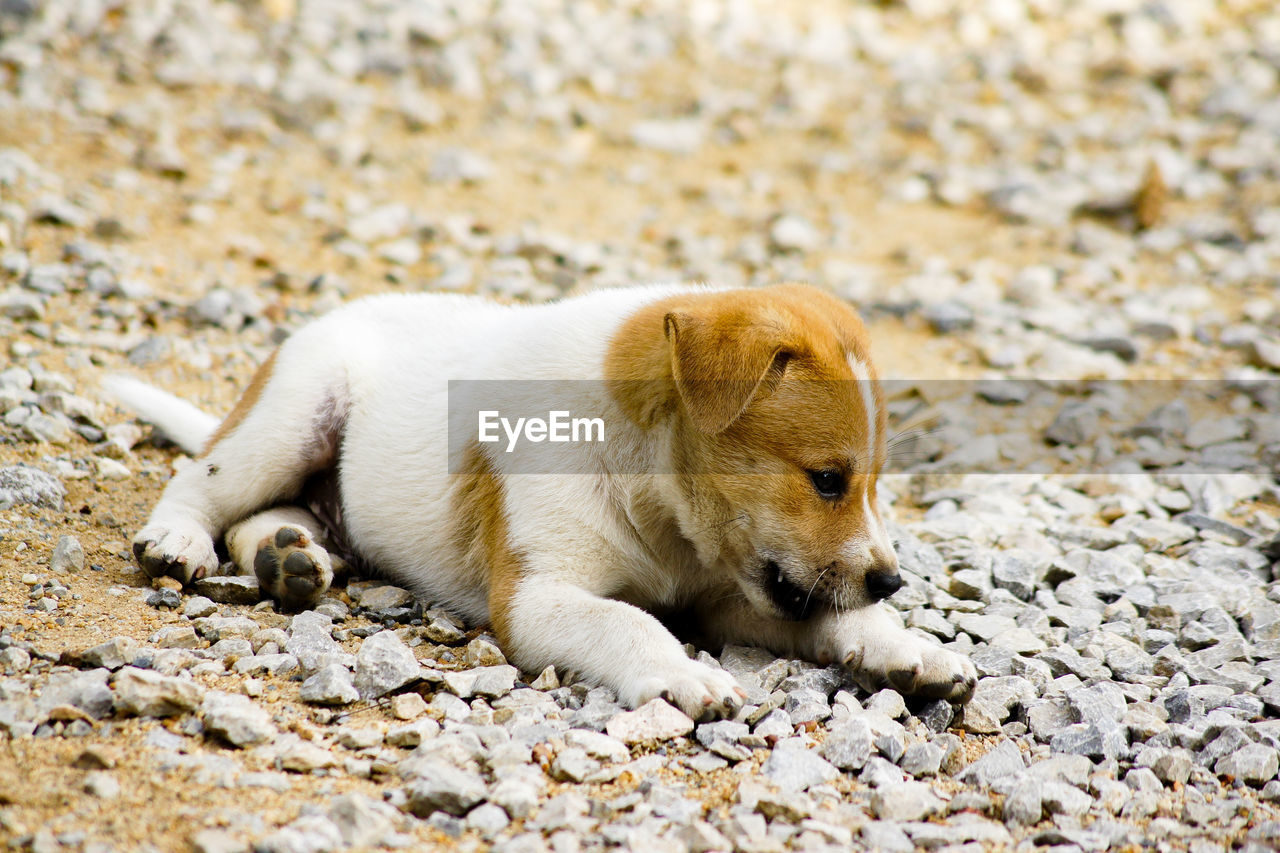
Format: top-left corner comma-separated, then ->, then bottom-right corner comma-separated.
108,283 -> 976,718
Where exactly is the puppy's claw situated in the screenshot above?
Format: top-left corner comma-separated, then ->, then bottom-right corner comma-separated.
132,522 -> 218,585
844,634 -> 977,705
888,667 -> 920,694
633,660 -> 744,722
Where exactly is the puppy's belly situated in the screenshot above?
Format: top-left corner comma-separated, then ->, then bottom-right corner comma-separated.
337,404 -> 490,624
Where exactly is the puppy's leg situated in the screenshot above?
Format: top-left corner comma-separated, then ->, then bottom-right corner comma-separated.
497,580 -> 746,721
134,348 -> 347,584
699,599 -> 976,703
225,506 -> 338,611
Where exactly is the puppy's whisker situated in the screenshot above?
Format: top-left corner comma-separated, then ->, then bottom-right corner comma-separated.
689,512 -> 748,545
803,565 -> 831,614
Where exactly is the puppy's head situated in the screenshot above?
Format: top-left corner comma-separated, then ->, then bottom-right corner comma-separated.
610,284 -> 898,620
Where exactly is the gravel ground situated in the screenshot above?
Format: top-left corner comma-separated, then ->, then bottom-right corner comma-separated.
3,1 -> 1280,851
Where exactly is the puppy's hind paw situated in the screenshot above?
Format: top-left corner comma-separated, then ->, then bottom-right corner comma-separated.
252,525 -> 333,611
133,521 -> 218,585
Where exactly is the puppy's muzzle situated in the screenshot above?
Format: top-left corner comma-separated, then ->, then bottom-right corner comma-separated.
864,570 -> 902,601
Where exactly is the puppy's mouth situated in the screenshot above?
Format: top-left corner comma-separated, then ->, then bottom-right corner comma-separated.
763,559 -> 822,621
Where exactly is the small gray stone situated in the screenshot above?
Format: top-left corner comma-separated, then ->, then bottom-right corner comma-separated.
357,584 -> 415,613
50,535 -> 85,573
422,610 -> 466,644
429,148 -> 493,184
37,670 -> 114,720
629,119 -> 705,154
696,720 -> 749,750
922,300 -> 974,334
385,718 -> 441,749
190,829 -> 248,853
956,740 -> 1027,788
769,215 -> 821,252
464,636 -> 507,667
861,823 -> 915,853
564,729 -> 630,763
956,614 -> 1018,643
991,551 -> 1039,601
760,740 -> 839,791
191,576 -> 261,605
201,691 -> 277,747
404,760 -> 487,817
76,637 -> 139,670
182,596 -> 218,619
1215,744 -> 1279,786
550,747 -> 599,783
466,803 -> 511,838
286,612 -> 345,674
605,698 -> 694,744
192,616 -> 259,643
1002,782 -> 1043,826
231,653 -> 299,678
0,647 -> 31,675
124,336 -> 172,367
84,770 -> 121,799
865,689 -> 907,719
489,779 -> 539,820
1066,682 -> 1127,723
819,717 -> 872,770
112,667 -> 204,718
1041,780 -> 1093,816
916,699 -> 956,734
870,780 -> 943,821
0,466 -> 62,510
354,629 -> 419,700
328,793 -> 399,848
960,676 -> 1034,734
900,742 -> 945,777
1026,754 -> 1092,788
256,815 -> 343,853
1046,401 -> 1101,446
299,663 -> 359,706
1050,717 -> 1128,761
0,288 -> 45,320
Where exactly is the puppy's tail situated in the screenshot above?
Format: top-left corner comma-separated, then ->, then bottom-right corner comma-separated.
101,375 -> 220,456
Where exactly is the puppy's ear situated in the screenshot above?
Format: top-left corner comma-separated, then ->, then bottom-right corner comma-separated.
664,310 -> 788,434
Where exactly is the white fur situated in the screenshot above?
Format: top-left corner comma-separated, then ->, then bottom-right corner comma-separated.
114,284 -> 975,717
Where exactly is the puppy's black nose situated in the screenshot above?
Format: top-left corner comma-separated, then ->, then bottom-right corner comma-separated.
865,571 -> 902,601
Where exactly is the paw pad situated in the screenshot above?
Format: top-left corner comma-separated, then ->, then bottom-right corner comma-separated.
252,526 -> 332,610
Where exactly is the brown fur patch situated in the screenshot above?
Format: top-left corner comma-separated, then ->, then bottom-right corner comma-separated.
201,349 -> 279,456
451,442 -> 523,645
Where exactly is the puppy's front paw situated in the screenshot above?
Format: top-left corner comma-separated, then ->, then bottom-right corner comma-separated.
628,659 -> 746,722
133,521 -> 218,584
252,525 -> 333,611
846,632 -> 977,704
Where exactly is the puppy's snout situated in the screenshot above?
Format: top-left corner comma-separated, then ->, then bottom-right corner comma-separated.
865,570 -> 902,601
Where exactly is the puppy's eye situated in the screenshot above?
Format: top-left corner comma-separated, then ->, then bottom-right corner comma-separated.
807,469 -> 846,499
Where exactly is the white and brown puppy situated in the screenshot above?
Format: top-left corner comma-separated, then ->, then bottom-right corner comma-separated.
107,283 -> 976,718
